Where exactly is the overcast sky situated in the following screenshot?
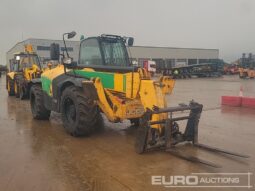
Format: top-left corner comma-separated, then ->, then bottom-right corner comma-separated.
0,0 -> 255,64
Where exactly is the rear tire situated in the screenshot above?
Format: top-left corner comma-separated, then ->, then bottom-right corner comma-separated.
61,86 -> 103,136
30,85 -> 51,120
7,78 -> 15,96
19,85 -> 27,100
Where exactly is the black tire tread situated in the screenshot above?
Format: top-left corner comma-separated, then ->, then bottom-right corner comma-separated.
30,85 -> 51,120
7,78 -> 15,96
61,86 -> 103,136
15,80 -> 20,98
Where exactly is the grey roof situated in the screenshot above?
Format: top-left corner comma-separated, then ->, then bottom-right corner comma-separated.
130,45 -> 218,51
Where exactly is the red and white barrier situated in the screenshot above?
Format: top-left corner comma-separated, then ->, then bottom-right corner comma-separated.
221,96 -> 242,107
242,97 -> 255,109
221,86 -> 255,109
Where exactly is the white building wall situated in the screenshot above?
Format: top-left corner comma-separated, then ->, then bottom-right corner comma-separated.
128,46 -> 219,60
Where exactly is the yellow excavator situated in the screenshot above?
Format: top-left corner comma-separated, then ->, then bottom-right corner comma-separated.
6,44 -> 42,99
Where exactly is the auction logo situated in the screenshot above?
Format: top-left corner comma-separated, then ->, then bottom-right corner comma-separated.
151,173 -> 253,188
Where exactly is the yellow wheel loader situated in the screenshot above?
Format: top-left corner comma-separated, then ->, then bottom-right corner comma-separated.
30,32 -> 248,167
6,44 -> 42,99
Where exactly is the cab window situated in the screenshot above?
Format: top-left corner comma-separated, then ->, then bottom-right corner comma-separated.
79,39 -> 102,66
101,39 -> 128,66
20,56 -> 33,69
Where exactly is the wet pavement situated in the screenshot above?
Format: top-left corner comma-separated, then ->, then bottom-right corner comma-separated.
0,74 -> 254,191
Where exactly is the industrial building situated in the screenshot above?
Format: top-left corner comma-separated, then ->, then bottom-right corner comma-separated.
6,38 -> 219,68
6,39 -> 80,67
130,46 -> 219,68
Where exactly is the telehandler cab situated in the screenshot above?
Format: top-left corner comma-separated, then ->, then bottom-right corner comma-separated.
30,31 -> 248,167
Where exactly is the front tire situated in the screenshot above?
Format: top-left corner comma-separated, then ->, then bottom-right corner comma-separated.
14,80 -> 20,98
30,85 -> 51,120
61,86 -> 103,136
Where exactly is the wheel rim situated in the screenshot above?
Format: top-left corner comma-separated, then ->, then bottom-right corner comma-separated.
64,98 -> 76,124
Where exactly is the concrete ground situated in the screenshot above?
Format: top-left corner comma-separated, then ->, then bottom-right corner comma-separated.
0,74 -> 254,191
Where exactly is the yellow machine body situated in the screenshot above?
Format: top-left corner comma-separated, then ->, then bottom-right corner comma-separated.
42,65 -> 175,127
239,67 -> 255,78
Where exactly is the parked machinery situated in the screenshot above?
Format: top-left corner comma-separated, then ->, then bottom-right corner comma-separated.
223,64 -> 239,75
0,65 -> 7,77
239,53 -> 255,79
158,59 -> 224,79
29,32 -> 248,167
191,62 -> 224,78
6,44 -> 42,99
170,61 -> 224,79
142,60 -> 156,76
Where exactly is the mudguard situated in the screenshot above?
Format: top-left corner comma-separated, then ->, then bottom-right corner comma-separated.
53,75 -> 85,99
7,72 -> 16,80
51,75 -> 92,112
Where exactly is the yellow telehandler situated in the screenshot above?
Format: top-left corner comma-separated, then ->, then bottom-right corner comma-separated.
29,32 -> 248,167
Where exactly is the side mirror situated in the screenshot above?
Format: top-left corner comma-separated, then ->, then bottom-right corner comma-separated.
50,43 -> 60,60
63,58 -> 77,69
67,31 -> 76,39
128,37 -> 134,46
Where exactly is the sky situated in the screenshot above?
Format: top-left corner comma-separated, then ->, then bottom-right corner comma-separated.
0,0 -> 255,64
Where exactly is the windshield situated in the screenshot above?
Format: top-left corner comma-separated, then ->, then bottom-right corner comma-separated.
18,54 -> 40,70
101,39 -> 129,66
12,62 -> 19,72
